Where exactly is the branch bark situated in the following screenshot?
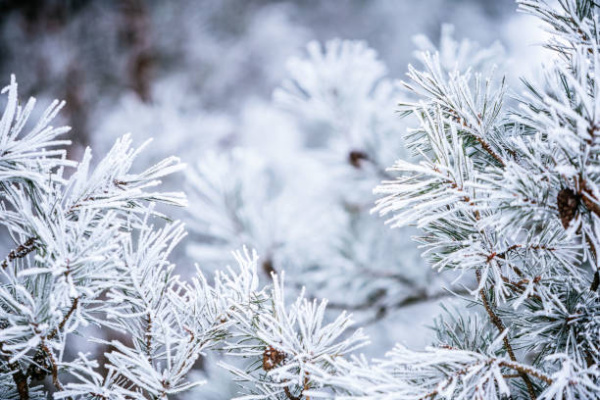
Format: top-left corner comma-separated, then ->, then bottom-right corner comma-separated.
1,237 -> 37,269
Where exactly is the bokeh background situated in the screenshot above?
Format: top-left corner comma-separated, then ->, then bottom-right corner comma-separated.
0,0 -> 541,158
0,1 -> 548,397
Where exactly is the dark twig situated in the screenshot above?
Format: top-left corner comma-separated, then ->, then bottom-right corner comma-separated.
1,237 -> 37,269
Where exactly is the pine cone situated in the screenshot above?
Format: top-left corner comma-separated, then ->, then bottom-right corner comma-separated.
262,345 -> 286,371
348,150 -> 369,169
557,188 -> 579,229
27,350 -> 49,381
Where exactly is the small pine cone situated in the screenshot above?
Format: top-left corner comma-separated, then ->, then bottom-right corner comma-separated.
262,345 -> 285,371
262,258 -> 275,276
27,350 -> 49,381
557,188 -> 579,229
592,270 -> 600,292
348,150 -> 369,169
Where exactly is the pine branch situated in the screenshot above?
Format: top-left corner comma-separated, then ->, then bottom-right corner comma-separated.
477,270 -> 537,400
46,297 -> 79,341
39,340 -> 63,392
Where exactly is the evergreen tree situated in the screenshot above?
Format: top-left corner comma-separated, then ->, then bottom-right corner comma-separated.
1,0 -> 600,399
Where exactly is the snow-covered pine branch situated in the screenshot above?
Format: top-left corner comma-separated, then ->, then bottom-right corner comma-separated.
0,75 -> 198,399
0,75 -> 369,400
0,75 -> 73,190
221,272 -> 368,400
365,0 -> 600,398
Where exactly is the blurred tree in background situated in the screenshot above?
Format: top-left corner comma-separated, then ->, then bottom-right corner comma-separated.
0,0 -> 514,157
